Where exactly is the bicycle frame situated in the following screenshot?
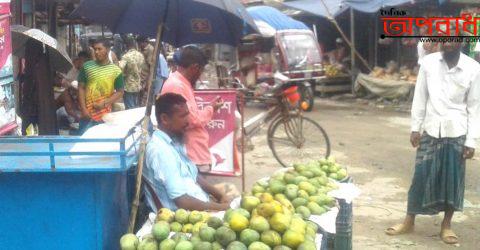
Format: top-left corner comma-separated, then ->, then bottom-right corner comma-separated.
242,89 -> 299,141
243,105 -> 281,138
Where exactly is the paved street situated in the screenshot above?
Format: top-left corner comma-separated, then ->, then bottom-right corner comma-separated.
207,97 -> 480,250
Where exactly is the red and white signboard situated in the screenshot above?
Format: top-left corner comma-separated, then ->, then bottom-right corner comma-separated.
0,0 -> 15,135
195,90 -> 239,176
0,0 -> 10,16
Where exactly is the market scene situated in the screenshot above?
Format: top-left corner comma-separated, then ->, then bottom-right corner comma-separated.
0,0 -> 480,249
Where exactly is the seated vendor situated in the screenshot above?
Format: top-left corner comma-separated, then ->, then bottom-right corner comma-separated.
144,93 -> 231,212
54,75 -> 80,130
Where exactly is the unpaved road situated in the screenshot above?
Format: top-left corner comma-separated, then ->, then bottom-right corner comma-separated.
207,97 -> 480,250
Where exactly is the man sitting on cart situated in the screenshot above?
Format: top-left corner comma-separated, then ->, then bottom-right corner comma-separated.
144,93 -> 231,212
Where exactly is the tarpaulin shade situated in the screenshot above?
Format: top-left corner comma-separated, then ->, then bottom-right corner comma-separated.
247,6 -> 309,31
283,0 -> 349,18
282,0 -> 414,18
347,0 -> 414,13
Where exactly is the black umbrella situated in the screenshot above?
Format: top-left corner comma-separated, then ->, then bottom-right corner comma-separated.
71,0 -> 258,47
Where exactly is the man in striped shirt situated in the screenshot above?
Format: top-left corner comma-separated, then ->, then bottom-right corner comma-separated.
78,39 -> 124,134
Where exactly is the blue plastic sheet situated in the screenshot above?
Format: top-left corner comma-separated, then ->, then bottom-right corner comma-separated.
247,6 -> 309,31
282,0 -> 413,18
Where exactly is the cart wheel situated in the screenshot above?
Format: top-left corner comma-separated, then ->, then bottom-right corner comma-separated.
300,84 -> 314,112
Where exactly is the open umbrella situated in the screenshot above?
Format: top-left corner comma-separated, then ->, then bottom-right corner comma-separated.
11,25 -> 73,73
72,0 -> 259,232
71,0 -> 258,47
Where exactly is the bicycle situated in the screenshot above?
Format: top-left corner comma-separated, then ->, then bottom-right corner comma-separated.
237,74 -> 331,168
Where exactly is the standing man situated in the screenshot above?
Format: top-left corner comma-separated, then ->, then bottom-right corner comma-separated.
385,39 -> 480,244
77,39 -> 125,134
154,51 -> 170,97
144,93 -> 231,211
137,36 -> 154,106
161,46 -> 223,173
119,37 -> 145,109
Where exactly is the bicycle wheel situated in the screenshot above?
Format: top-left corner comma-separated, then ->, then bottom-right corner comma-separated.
267,114 -> 330,168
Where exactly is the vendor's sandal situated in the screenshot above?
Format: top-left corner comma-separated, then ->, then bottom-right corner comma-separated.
441,228 -> 458,244
385,224 -> 414,236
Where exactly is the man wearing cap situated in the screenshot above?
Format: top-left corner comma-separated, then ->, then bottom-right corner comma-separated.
386,37 -> 480,244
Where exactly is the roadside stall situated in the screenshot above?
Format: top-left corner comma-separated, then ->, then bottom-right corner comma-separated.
131,158 -> 359,250
316,64 -> 351,97
0,0 -> 358,249
354,62 -> 417,101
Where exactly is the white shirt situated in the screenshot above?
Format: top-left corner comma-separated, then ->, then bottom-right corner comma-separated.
417,41 -> 427,64
411,52 -> 480,149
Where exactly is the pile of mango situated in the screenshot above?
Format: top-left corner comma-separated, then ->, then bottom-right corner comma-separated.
155,209 -> 212,235
324,64 -> 340,78
120,159 -> 348,250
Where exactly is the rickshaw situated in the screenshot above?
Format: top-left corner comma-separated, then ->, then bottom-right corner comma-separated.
230,28 -> 323,111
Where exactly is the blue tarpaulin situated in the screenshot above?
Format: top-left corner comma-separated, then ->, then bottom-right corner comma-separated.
282,0 -> 414,18
247,6 -> 309,31
283,0 -> 349,18
347,0 -> 413,13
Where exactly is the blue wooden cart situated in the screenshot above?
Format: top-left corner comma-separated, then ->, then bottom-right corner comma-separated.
0,134 -> 139,250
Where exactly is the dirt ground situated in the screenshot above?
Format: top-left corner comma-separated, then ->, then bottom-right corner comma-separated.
207,97 -> 480,250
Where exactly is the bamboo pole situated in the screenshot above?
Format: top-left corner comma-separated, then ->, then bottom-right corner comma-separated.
128,23 -> 163,233
318,0 -> 372,73
240,93 -> 245,192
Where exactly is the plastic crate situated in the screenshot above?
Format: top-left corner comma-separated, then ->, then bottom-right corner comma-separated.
0,135 -> 139,250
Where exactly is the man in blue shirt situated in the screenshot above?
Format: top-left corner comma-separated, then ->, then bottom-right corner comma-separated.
154,53 -> 170,96
144,93 -> 231,211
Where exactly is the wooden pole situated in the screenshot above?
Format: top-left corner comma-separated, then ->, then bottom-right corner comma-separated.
318,0 -> 372,72
128,23 -> 163,233
47,1 -> 57,37
374,14 -> 378,67
350,8 -> 355,92
32,0 -> 36,28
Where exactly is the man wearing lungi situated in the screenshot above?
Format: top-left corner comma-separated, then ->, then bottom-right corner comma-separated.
385,39 -> 480,244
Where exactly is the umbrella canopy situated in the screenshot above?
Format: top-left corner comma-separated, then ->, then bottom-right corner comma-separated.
11,25 -> 73,73
71,0 -> 259,47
